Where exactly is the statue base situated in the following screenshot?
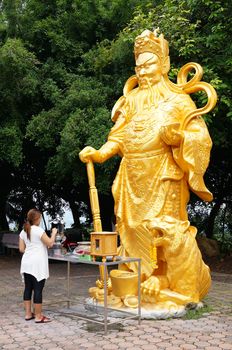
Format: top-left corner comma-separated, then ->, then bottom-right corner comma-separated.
85,297 -> 204,320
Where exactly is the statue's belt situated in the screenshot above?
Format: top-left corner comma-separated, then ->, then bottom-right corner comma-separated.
124,149 -> 171,159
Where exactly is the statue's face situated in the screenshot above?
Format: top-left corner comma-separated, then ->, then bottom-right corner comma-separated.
135,52 -> 162,88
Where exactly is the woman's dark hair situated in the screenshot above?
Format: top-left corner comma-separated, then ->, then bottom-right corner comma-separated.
23,208 -> 41,240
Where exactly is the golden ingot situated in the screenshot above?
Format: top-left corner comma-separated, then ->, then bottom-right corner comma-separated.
107,295 -> 123,308
123,295 -> 139,308
89,286 -> 122,306
110,270 -> 138,297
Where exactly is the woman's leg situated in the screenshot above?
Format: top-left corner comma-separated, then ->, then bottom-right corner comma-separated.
23,273 -> 34,319
32,277 -> 46,321
34,303 -> 43,320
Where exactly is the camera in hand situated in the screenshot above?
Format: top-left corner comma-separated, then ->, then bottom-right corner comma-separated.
51,221 -> 59,229
51,217 -> 65,234
49,216 -> 65,256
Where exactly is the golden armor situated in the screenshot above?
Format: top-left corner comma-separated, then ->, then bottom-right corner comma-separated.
79,29 -> 217,309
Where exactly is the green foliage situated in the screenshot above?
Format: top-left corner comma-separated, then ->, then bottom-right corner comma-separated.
0,124 -> 22,165
0,37 -> 39,168
0,38 -> 39,101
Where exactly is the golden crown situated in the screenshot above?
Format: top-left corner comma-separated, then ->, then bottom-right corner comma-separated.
134,28 -> 169,61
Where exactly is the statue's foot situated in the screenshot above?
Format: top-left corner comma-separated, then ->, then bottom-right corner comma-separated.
141,276 -> 161,303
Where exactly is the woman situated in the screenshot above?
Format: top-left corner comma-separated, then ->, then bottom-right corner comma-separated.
19,208 -> 57,323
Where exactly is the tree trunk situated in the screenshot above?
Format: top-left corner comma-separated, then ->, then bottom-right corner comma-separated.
205,200 -> 222,238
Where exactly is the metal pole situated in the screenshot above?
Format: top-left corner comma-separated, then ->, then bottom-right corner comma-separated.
104,262 -> 108,335
67,261 -> 70,308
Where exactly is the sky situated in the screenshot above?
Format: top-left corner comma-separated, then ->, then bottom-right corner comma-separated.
42,209 -> 74,230
8,208 -> 75,231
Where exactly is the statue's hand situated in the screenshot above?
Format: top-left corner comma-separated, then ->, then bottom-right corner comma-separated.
160,122 -> 182,146
79,146 -> 101,163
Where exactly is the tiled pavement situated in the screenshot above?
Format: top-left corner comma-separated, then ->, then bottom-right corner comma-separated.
0,255 -> 232,350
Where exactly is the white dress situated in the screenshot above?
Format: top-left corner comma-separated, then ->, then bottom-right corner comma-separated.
19,225 -> 49,282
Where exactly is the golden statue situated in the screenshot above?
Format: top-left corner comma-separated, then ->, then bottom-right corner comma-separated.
79,29 -> 217,312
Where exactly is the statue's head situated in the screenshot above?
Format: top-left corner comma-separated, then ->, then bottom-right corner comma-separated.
134,29 -> 170,88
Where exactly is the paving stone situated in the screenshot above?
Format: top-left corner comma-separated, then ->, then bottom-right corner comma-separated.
117,342 -> 135,348
141,345 -> 159,350
219,345 -> 232,350
110,337 -> 126,343
157,341 -> 174,348
96,340 -> 111,346
180,345 -> 197,349
171,339 -> 184,345
132,339 -> 149,345
102,344 -> 119,349
143,335 -> 163,343
2,344 -> 20,349
81,343 -> 99,348
195,341 -> 212,347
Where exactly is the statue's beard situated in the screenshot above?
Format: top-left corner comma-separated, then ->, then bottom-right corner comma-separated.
138,75 -> 160,89
126,77 -> 170,114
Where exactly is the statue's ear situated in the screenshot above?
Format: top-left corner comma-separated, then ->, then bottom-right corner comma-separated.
162,56 -> 170,75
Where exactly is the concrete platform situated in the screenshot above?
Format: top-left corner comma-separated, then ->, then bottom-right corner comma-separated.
0,255 -> 232,349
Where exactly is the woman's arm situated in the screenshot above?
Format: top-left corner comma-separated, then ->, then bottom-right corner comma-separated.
19,237 -> 26,253
41,228 -> 57,248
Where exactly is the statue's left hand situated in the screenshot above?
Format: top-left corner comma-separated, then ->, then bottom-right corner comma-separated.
160,122 -> 182,146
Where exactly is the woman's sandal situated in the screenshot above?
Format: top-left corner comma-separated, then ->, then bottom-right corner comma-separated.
25,313 -> 35,321
35,316 -> 52,323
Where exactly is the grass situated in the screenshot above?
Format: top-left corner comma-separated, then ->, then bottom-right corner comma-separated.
182,303 -> 213,320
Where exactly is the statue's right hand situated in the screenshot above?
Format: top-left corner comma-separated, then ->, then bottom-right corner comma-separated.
79,146 -> 98,163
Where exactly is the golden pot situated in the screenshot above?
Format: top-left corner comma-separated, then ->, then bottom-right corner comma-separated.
110,269 -> 138,297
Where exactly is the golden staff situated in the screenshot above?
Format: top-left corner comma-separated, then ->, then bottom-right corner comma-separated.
86,160 -> 110,289
86,161 -> 102,232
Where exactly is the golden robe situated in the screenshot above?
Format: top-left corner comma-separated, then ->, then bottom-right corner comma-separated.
108,90 -> 213,278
